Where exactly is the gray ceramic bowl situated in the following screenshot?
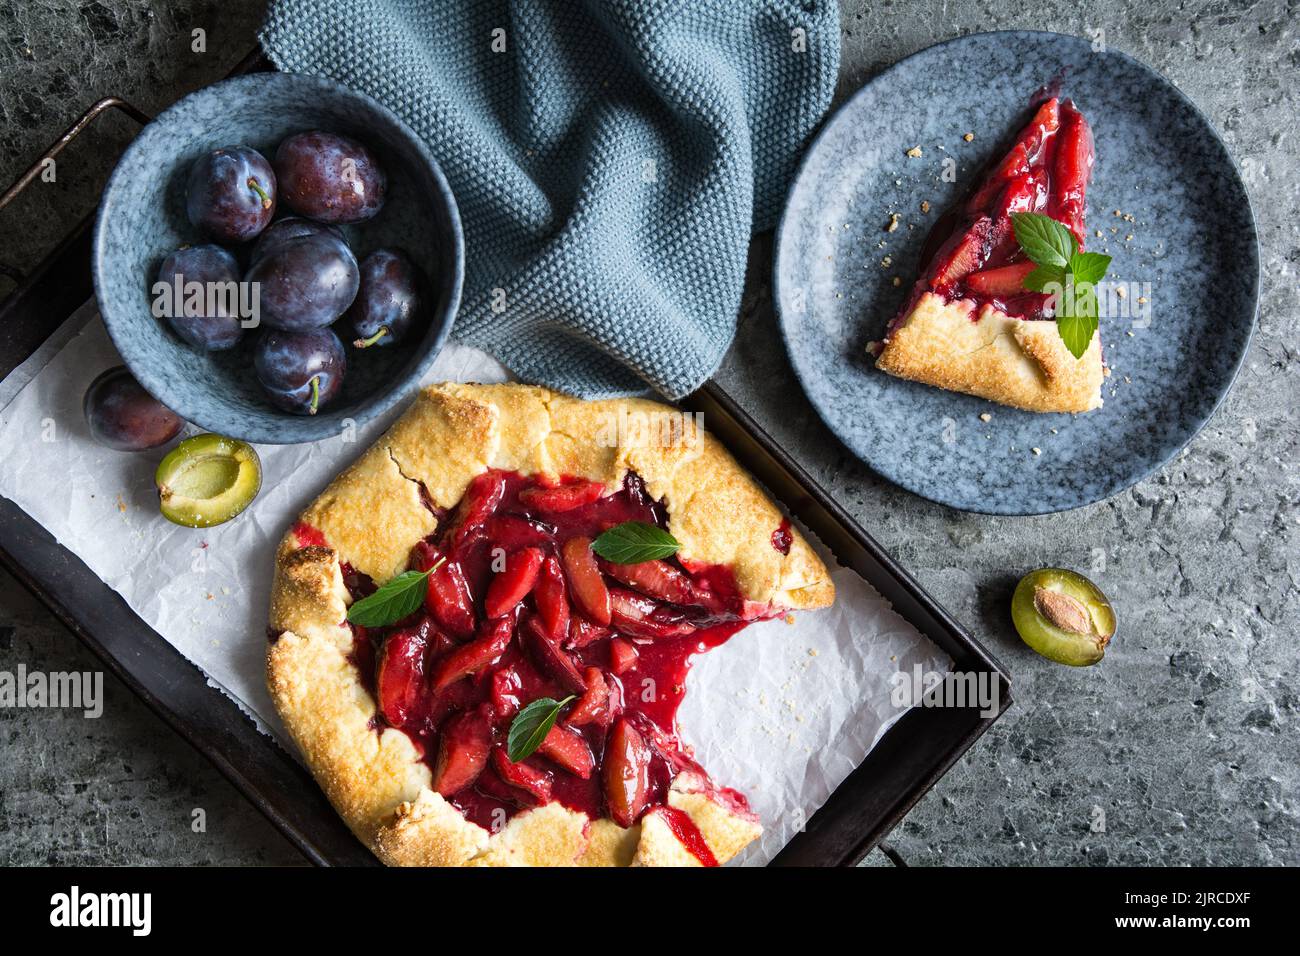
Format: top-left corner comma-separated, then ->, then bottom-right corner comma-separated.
94,72 -> 463,444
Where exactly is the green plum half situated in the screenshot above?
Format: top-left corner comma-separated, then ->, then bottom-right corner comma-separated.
1011,568 -> 1116,666
155,434 -> 262,528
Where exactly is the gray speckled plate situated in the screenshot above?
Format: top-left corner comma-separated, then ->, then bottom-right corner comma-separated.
774,31 -> 1258,515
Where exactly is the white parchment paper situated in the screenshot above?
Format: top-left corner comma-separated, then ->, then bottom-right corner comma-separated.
0,304 -> 949,866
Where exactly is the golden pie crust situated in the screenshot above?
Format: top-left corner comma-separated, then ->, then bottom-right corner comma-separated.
875,291 -> 1104,413
267,382 -> 834,866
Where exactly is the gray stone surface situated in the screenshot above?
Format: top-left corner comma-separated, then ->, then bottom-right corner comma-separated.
1,1 -> 1295,866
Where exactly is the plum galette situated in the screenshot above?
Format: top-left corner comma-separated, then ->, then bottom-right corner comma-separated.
875,97 -> 1105,413
267,383 -> 834,866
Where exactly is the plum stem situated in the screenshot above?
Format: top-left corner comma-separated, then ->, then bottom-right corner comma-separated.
353,327 -> 389,349
246,176 -> 273,210
308,375 -> 320,415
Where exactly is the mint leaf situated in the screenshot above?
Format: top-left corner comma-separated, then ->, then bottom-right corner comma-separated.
346,562 -> 441,627
1055,308 -> 1098,360
507,696 -> 575,762
1011,214 -> 1112,359
591,521 -> 679,564
1023,263 -> 1067,293
1011,212 -> 1076,268
1069,251 -> 1112,287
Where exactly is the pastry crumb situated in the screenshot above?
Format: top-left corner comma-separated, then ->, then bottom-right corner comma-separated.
892,276 -> 901,287
886,212 -> 900,232
963,132 -> 975,142
1032,447 -> 1042,456
808,648 -> 818,657
979,412 -> 992,423
906,145 -> 923,158
1116,286 -> 1127,299
920,200 -> 931,213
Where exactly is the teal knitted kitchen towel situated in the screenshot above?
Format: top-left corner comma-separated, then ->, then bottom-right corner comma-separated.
261,0 -> 839,398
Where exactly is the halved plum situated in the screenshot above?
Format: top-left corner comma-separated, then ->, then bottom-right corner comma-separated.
1011,567 -> 1115,666
155,434 -> 262,528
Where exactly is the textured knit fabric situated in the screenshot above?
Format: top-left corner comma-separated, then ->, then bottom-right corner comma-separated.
261,0 -> 839,398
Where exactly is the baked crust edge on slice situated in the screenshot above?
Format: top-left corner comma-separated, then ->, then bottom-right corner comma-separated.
876,291 -> 1104,414
267,382 -> 831,866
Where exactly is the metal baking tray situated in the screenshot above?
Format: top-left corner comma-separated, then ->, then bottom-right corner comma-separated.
0,48 -> 1010,868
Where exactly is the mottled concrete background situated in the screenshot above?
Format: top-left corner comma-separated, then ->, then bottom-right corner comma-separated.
1,1 -> 1295,866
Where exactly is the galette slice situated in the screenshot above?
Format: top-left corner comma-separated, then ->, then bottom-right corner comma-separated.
874,97 -> 1104,413
267,383 -> 834,866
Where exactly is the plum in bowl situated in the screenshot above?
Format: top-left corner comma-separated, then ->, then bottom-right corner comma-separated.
93,72 -> 463,444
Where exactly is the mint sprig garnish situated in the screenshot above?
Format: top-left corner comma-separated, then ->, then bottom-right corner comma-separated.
507,695 -> 575,762
1012,211 -> 1075,268
591,521 -> 679,564
346,558 -> 443,627
1011,212 -> 1112,360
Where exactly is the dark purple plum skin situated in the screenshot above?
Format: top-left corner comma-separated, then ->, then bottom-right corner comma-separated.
185,146 -> 276,243
346,248 -> 424,348
245,233 -> 359,331
155,245 -> 245,350
249,216 -> 343,266
84,366 -> 184,451
274,131 -> 386,224
254,328 -> 346,415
